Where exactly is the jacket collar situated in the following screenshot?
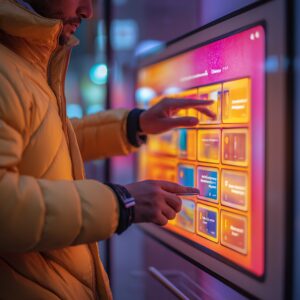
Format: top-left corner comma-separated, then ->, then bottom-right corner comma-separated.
15,0 -> 34,12
0,0 -> 79,76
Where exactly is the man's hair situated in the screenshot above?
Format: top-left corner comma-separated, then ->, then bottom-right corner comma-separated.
25,0 -> 51,17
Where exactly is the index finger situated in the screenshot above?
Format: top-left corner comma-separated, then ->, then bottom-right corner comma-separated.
163,98 -> 214,109
156,180 -> 199,195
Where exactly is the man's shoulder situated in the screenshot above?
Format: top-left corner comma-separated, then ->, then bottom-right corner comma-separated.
0,44 -> 35,112
0,43 -> 47,100
0,43 -> 27,74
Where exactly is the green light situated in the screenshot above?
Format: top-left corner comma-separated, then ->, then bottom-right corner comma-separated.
89,64 -> 108,85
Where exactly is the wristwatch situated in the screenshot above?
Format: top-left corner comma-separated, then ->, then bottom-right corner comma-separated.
126,108 -> 148,147
105,183 -> 136,234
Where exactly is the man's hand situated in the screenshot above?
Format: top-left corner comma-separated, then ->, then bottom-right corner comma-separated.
139,98 -> 216,135
125,180 -> 199,226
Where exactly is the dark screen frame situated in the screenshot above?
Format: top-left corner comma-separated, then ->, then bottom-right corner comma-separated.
136,0 -> 291,299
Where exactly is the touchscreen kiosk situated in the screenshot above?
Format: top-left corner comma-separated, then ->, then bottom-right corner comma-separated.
137,25 -> 265,277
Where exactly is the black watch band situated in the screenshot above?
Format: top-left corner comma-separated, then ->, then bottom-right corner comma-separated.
105,183 -> 135,234
126,108 -> 148,147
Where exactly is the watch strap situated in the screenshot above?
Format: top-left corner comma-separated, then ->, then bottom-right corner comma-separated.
105,183 -> 135,234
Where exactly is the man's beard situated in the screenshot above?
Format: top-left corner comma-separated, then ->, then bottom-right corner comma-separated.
59,18 -> 81,45
26,1 -> 81,45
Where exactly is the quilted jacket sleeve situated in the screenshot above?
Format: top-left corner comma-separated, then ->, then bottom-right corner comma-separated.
0,70 -> 119,253
71,110 -> 139,162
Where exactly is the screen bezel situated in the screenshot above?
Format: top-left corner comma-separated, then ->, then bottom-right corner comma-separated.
136,0 -> 290,299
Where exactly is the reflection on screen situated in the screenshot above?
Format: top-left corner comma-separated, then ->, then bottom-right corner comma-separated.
137,26 -> 265,276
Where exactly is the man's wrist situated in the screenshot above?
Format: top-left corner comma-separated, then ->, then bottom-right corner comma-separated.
105,183 -> 135,234
126,108 -> 147,147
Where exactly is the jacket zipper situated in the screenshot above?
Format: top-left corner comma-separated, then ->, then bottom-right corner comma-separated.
46,26 -> 66,133
59,49 -> 72,147
46,25 -> 99,300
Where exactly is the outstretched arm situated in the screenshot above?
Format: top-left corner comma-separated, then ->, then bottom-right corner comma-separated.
71,97 -> 215,161
71,109 -> 139,161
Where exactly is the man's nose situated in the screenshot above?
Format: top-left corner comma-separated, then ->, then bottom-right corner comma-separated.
78,0 -> 93,19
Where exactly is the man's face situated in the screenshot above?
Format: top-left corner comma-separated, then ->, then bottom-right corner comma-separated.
28,0 -> 93,45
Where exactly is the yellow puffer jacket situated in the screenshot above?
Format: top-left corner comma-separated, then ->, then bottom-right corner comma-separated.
0,0 -> 137,299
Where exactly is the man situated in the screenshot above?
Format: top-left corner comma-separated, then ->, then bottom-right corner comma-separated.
0,0 -> 214,299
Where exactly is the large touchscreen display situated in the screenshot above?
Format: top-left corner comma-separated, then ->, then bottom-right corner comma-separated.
136,26 -> 265,276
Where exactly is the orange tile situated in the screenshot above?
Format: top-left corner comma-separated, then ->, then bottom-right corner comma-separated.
198,84 -> 222,124
221,211 -> 248,254
222,78 -> 250,124
198,129 -> 221,163
222,129 -> 249,167
221,170 -> 249,211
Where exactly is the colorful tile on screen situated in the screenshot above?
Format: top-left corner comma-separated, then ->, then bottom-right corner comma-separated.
222,78 -> 250,124
221,211 -> 247,255
178,165 -> 195,187
174,88 -> 198,117
175,199 -> 196,233
198,130 -> 221,163
178,129 -> 187,157
148,130 -> 178,156
186,130 -> 197,160
221,170 -> 248,211
197,204 -> 218,242
178,129 -> 197,160
222,129 -> 248,167
197,167 -> 219,202
151,164 -> 176,182
198,84 -> 222,124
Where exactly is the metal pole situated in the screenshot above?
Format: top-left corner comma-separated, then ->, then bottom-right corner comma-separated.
103,0 -> 113,281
